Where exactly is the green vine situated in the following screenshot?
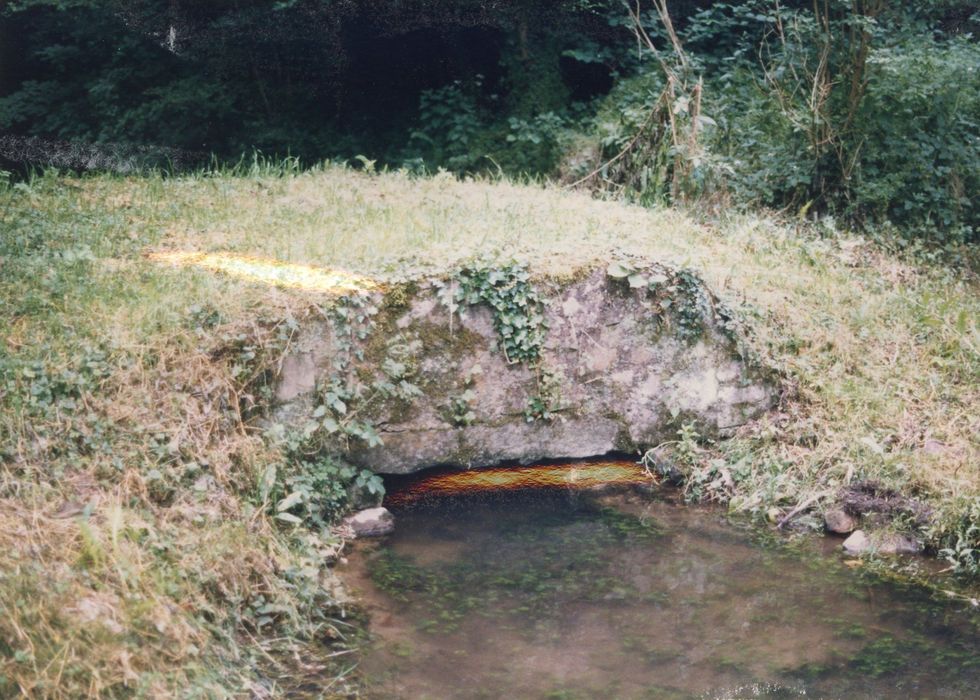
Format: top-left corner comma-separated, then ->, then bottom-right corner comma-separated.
443,364 -> 481,427
525,366 -> 564,422
266,293 -> 429,528
303,323 -> 422,452
436,262 -> 548,365
606,260 -> 711,342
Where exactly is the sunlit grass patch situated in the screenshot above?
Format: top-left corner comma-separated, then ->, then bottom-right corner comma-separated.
148,250 -> 378,295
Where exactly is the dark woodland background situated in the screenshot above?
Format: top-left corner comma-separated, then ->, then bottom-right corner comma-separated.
1,1 -> 977,240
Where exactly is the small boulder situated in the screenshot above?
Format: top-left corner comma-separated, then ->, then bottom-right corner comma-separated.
842,529 -> 921,556
824,508 -> 858,534
343,507 -> 394,537
842,529 -> 870,555
877,533 -> 921,555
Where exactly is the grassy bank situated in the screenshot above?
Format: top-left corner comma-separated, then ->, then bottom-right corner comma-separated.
1,163 -> 977,696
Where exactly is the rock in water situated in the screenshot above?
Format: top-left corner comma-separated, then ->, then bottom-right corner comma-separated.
842,530 -> 870,554
343,507 -> 394,537
824,508 -> 858,534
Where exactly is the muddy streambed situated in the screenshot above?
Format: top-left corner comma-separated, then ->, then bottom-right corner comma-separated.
337,465 -> 979,699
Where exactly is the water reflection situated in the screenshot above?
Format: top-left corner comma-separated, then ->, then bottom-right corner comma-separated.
341,487 -> 979,699
385,460 -> 655,506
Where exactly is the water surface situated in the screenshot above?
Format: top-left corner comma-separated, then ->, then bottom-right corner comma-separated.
341,482 -> 978,699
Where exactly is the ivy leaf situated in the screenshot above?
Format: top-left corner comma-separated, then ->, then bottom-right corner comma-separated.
607,261 -> 633,279
350,422 -> 383,447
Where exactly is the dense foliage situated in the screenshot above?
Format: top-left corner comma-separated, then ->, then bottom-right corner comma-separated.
1,0 -> 977,240
686,1 -> 980,241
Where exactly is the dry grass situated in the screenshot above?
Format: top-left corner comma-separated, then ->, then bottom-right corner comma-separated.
1,163 -> 977,696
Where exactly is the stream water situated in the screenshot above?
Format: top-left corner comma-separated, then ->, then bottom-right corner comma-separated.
339,467 -> 979,699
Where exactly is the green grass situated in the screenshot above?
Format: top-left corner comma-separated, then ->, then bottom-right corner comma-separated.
1,162 -> 978,696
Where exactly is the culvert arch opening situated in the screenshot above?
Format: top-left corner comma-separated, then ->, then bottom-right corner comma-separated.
381,454 -> 655,508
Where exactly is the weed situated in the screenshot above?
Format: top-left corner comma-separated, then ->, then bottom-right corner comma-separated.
525,367 -> 564,423
260,451 -> 382,530
933,497 -> 980,576
443,365 -> 482,428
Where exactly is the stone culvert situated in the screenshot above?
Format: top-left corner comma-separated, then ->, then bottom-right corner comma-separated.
271,262 -> 778,474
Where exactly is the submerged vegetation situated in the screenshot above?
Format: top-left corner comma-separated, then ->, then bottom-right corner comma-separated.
354,491 -> 980,698
368,502 -> 665,635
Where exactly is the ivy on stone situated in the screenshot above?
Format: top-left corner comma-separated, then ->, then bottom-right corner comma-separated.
524,366 -> 564,422
607,260 -> 710,342
440,262 -> 548,365
302,294 -> 422,452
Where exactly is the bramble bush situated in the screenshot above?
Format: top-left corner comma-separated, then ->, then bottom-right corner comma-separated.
854,37 -> 979,242
583,1 -> 978,242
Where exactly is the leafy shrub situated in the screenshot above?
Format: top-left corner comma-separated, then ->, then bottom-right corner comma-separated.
405,79 -> 572,176
933,497 -> 980,576
599,1 -> 980,242
853,37 -> 979,242
701,64 -> 813,211
260,453 -> 384,531
591,72 -> 665,157
407,79 -> 489,172
504,111 -> 569,174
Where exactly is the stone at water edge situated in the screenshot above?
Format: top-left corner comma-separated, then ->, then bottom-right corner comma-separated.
842,530 -> 870,554
343,507 -> 394,537
877,533 -> 921,555
824,508 -> 858,534
842,529 -> 921,556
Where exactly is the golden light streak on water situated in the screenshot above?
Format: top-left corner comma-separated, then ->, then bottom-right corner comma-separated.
148,250 -> 378,294
386,460 -> 654,506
